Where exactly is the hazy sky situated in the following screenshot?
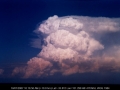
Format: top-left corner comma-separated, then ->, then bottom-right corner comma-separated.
0,0 -> 120,83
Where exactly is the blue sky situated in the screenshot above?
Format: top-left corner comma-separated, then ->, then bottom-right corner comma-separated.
0,0 -> 120,83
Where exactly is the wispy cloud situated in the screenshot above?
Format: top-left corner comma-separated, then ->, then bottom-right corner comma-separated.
0,69 -> 4,75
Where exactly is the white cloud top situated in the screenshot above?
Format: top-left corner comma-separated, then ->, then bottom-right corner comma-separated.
13,15 -> 120,78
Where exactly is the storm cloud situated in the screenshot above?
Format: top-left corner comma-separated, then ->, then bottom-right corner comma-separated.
12,15 -> 120,78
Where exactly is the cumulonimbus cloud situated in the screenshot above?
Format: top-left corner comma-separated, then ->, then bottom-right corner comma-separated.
12,15 -> 120,78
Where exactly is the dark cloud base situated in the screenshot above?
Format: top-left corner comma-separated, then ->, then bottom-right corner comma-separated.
0,72 -> 120,84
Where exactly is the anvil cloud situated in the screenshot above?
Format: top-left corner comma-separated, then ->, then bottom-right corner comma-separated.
12,15 -> 120,78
